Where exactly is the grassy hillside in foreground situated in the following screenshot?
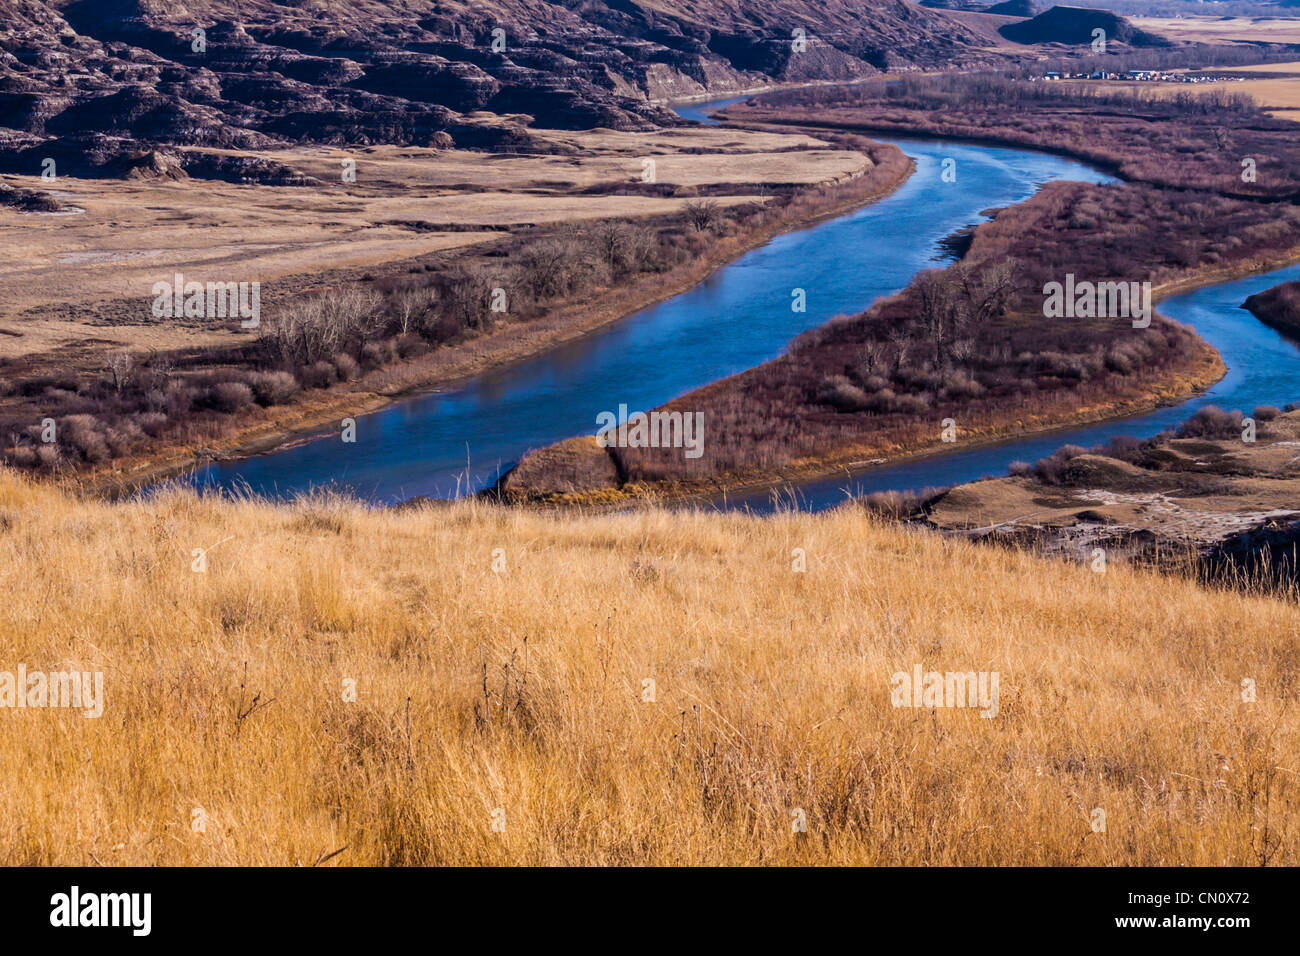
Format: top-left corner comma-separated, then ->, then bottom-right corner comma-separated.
0,471 -> 1296,865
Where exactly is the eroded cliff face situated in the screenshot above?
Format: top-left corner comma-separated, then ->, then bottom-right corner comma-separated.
0,0 -> 999,179
925,408 -> 1300,590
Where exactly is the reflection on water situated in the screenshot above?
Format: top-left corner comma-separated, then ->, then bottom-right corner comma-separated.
177,99 -> 1300,510
183,129 -> 1115,504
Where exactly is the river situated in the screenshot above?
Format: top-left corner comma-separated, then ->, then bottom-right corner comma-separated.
182,98 -> 1300,510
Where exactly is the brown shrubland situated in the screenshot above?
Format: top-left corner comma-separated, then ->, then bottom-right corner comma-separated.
565,85 -> 1300,494
1244,280 -> 1300,339
743,75 -> 1300,198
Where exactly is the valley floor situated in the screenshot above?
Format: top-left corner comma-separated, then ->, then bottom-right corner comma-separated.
0,125 -> 911,494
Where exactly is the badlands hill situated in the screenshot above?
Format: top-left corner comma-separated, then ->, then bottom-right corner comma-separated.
0,0 -> 1001,179
999,5 -> 1171,47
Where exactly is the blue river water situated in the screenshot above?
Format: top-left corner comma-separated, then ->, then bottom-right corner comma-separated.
720,263 -> 1300,511
179,98 -> 1300,510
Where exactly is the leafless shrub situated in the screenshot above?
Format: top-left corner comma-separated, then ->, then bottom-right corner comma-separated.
61,415 -> 110,463
5,446 -> 36,468
1178,405 -> 1245,439
817,376 -> 870,411
301,361 -> 337,390
263,288 -> 382,366
360,340 -> 396,369
106,351 -> 134,394
35,444 -> 59,469
137,412 -> 169,437
891,393 -> 932,416
1032,444 -> 1089,485
683,198 -> 721,232
333,353 -> 361,382
519,239 -> 586,300
589,221 -> 655,278
209,381 -> 255,413
860,486 -> 947,518
438,267 -> 499,332
247,371 -> 300,406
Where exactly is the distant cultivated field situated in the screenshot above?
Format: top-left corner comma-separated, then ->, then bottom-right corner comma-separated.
1190,61 -> 1300,121
1129,18 -> 1300,119
0,126 -> 867,359
1134,15 -> 1300,45
1062,58 -> 1300,121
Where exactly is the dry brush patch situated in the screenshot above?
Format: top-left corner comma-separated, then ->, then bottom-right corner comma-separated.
537,90 -> 1300,498
0,471 -> 1296,865
739,75 -> 1300,200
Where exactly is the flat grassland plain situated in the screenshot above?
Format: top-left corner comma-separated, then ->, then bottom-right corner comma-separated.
1065,59 -> 1300,122
0,126 -> 863,356
1135,15 -> 1300,46
1,474 -> 1295,865
1131,17 -> 1300,120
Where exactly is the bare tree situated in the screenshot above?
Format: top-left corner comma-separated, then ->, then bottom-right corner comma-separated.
913,261 -> 1016,369
683,198 -> 721,232
591,221 -> 630,275
956,259 -> 1015,328
887,326 -> 911,374
520,239 -> 581,300
589,221 -> 654,278
141,349 -> 174,390
914,269 -> 961,369
439,267 -> 498,331
393,286 -> 434,336
860,341 -> 887,376
106,350 -> 134,394
262,286 -> 382,365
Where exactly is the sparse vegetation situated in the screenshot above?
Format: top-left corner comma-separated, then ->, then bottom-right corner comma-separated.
1244,280 -> 1300,340
515,169 -> 1290,496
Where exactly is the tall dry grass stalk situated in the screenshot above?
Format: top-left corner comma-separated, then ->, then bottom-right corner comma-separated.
0,470 -> 1296,865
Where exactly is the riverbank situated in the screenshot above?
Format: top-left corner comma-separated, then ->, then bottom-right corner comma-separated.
183,136 -> 1115,502
71,136 -> 913,498
498,340 -> 1226,508
726,78 -> 1300,200
502,221 -> 1300,510
923,405 -> 1300,591
502,81 -> 1300,509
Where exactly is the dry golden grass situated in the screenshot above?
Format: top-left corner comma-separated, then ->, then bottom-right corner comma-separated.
0,470 -> 1296,865
1064,70 -> 1300,122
